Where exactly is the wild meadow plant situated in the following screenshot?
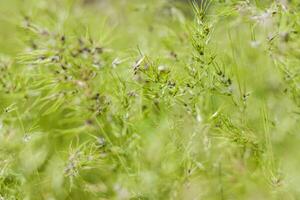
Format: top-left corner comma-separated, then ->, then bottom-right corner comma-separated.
0,0 -> 299,199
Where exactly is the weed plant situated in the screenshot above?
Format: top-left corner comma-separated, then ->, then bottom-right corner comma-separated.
0,0 -> 299,199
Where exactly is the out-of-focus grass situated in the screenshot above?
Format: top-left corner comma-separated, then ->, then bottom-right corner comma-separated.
0,0 -> 299,199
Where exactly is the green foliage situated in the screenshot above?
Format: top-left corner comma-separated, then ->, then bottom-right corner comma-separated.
0,0 -> 299,199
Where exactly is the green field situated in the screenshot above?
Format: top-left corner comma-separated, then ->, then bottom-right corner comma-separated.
0,0 -> 299,199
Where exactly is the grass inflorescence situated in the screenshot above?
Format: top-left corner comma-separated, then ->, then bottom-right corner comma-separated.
0,0 -> 299,199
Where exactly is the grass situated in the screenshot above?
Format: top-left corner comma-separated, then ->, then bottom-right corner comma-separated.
0,0 -> 299,199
